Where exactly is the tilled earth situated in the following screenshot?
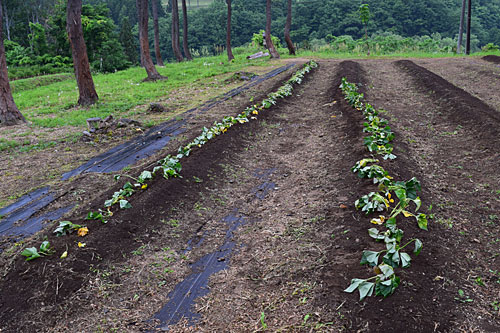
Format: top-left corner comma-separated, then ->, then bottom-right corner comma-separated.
0,58 -> 499,332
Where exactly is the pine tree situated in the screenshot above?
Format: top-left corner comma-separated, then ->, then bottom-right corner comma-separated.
119,17 -> 138,64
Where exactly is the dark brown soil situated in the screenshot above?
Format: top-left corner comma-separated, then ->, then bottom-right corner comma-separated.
1,58 -> 499,332
483,55 -> 500,64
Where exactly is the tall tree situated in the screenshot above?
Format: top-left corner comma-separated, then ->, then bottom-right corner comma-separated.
151,0 -> 164,66
466,0 -> 472,55
171,0 -> 183,62
0,0 -> 25,126
457,0 -> 466,53
119,17 -> 138,64
265,0 -> 279,58
284,0 -> 295,55
181,0 -> 192,60
136,0 -> 164,80
67,0 -> 98,106
359,3 -> 370,55
226,0 -> 234,61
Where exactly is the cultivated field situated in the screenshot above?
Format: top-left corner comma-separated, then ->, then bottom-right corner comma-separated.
0,56 -> 499,332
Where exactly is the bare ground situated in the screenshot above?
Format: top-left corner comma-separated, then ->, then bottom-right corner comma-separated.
1,58 -> 499,332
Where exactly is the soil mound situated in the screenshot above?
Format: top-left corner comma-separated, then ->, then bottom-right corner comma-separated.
483,55 -> 500,64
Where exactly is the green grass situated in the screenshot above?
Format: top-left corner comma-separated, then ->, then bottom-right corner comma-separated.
13,52 -> 273,128
0,138 -> 28,152
11,73 -> 74,93
280,47 -> 500,59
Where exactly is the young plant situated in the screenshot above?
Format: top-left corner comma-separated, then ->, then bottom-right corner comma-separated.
351,159 -> 393,186
54,221 -> 83,236
21,241 -> 54,261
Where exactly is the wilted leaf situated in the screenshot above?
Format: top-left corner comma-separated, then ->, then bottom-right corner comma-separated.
414,239 -> 423,255
402,210 -> 414,218
358,281 -> 375,301
360,250 -> 380,266
119,200 -> 132,209
77,227 -> 89,237
400,252 -> 411,268
344,278 -> 365,293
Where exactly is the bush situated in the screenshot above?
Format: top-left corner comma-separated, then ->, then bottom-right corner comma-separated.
251,30 -> 281,49
482,43 -> 500,51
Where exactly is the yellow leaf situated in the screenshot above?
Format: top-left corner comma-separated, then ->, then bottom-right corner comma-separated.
389,199 -> 394,203
60,251 -> 68,259
331,115 -> 337,118
78,242 -> 86,248
252,110 -> 258,115
402,211 -> 413,218
77,227 -> 89,237
370,216 -> 385,225
332,100 -> 337,104
141,184 -> 148,190
387,193 -> 392,200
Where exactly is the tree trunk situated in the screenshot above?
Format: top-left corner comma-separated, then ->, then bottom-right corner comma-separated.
136,0 -> 164,80
466,0 -> 471,55
226,0 -> 234,61
284,0 -> 295,55
171,0 -> 183,62
457,0 -> 466,53
151,0 -> 164,66
265,0 -> 279,59
2,2 -> 10,41
66,0 -> 98,106
181,0 -> 192,60
0,0 -> 25,126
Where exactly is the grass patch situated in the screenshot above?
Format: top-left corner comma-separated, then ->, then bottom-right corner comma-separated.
0,138 -> 27,152
10,73 -> 74,93
280,48 -> 500,59
13,53 -> 275,128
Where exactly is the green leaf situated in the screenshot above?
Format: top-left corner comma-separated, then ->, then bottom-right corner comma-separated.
368,228 -> 384,240
417,213 -> 428,230
378,263 -> 395,279
414,239 -> 423,255
138,170 -> 152,182
358,281 -> 375,301
119,200 -> 132,209
400,252 -> 411,268
383,251 -> 400,268
54,221 -> 81,236
375,279 -> 393,297
344,278 -> 365,293
413,197 -> 422,211
395,188 -> 406,201
39,241 -> 51,254
104,199 -> 114,207
360,250 -> 380,266
21,247 -> 40,261
375,275 -> 400,297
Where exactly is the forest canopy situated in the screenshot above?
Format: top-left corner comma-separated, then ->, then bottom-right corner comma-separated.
1,0 -> 500,73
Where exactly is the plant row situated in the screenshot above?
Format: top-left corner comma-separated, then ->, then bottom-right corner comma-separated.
21,60 -> 319,261
339,78 -> 428,301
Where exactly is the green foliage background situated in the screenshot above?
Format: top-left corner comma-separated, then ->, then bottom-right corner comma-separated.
1,0 -> 500,75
